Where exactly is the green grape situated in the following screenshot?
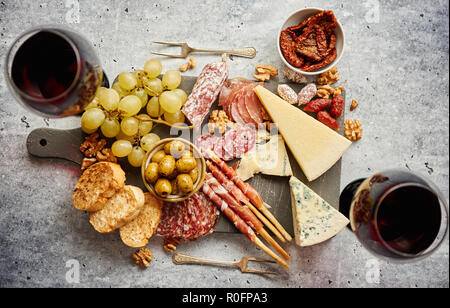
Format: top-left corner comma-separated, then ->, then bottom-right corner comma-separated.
112,82 -> 130,98
146,96 -> 163,118
128,146 -> 146,167
136,114 -> 153,136
132,87 -> 149,108
121,117 -> 139,136
95,86 -> 108,98
100,118 -> 120,138
133,70 -> 146,88
163,111 -> 185,125
143,59 -> 162,78
81,108 -> 105,130
143,77 -> 163,97
81,123 -> 98,134
162,70 -> 181,90
172,88 -> 188,106
140,133 -> 161,152
116,129 -> 136,142
111,140 -> 133,157
118,95 -> 142,117
84,97 -> 99,110
118,72 -> 138,91
98,88 -> 120,111
159,90 -> 182,113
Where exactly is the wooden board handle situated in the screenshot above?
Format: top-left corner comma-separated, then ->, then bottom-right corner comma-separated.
26,128 -> 83,165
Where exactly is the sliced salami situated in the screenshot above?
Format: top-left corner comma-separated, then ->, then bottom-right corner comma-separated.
214,136 -> 234,161
155,191 -> 220,241
195,134 -> 220,159
233,125 -> 256,158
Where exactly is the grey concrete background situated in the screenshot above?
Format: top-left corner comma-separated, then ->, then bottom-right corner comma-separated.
0,0 -> 448,288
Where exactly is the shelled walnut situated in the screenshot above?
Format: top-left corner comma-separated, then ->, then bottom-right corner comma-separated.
163,238 -> 181,252
80,133 -> 106,158
208,110 -> 234,134
316,66 -> 339,85
316,85 -> 345,99
96,148 -> 117,163
344,119 -> 363,141
179,58 -> 196,72
350,99 -> 359,111
254,64 -> 278,82
132,248 -> 153,268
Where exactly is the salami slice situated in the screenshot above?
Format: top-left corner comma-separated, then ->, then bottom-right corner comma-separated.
195,134 -> 220,159
219,78 -> 251,107
182,61 -> 228,127
155,191 -> 220,241
245,89 -> 264,124
214,135 -> 234,161
233,125 -> 256,158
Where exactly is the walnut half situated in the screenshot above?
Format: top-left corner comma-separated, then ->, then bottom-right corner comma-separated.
132,248 -> 153,268
316,66 -> 339,85
344,119 -> 363,141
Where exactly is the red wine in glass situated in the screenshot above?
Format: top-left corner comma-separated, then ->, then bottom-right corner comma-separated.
340,170 -> 448,261
4,26 -> 108,117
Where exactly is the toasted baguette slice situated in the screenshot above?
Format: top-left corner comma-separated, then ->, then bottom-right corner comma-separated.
120,193 -> 163,247
89,185 -> 145,234
73,162 -> 126,212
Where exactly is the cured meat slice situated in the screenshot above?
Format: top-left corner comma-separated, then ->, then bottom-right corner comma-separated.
155,191 -> 220,241
233,125 -> 256,158
214,136 -> 234,161
195,134 -> 220,159
223,85 -> 244,121
237,85 -> 257,124
182,61 -> 228,127
245,90 -> 264,124
230,86 -> 248,125
219,78 -> 251,107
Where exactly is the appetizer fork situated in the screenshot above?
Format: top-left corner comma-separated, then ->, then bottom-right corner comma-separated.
172,252 -> 277,275
152,41 -> 257,58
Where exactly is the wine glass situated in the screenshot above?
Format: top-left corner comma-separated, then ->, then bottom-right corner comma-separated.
3,25 -> 109,117
339,169 -> 448,261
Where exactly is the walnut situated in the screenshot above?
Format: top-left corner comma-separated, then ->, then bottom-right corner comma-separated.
208,110 -> 234,134
255,64 -> 278,77
344,119 -> 362,141
350,99 -> 359,111
96,148 -> 117,163
132,248 -> 153,268
81,158 -> 97,170
253,73 -> 270,82
179,57 -> 196,72
334,86 -> 344,96
163,238 -> 180,252
80,133 -> 106,158
316,66 -> 339,85
317,85 -> 345,99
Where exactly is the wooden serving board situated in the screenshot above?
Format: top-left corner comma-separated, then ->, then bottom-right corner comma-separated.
26,76 -> 345,235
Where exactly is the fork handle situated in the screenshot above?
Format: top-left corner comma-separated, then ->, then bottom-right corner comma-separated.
172,253 -> 235,267
190,47 -> 256,58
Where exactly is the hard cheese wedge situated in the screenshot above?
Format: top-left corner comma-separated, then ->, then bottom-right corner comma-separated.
254,85 -> 351,182
289,176 -> 349,247
236,134 -> 293,181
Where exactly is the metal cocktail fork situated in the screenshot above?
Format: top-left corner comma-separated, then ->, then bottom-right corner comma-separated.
172,252 -> 277,275
152,41 -> 256,58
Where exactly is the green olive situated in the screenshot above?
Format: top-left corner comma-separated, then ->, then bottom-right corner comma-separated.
155,178 -> 172,197
180,150 -> 193,159
171,179 -> 179,195
158,155 -> 176,177
189,167 -> 199,183
166,168 -> 178,180
176,174 -> 194,195
176,156 -> 197,173
151,150 -> 166,163
144,162 -> 159,184
164,140 -> 185,158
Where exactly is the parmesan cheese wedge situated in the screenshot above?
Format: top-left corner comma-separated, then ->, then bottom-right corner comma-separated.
254,85 -> 351,181
236,134 -> 293,181
289,176 -> 349,247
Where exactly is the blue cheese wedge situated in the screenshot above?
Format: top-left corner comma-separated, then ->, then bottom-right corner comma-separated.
236,135 -> 293,181
289,176 -> 349,247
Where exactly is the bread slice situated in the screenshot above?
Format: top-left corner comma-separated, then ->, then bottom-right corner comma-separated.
89,185 -> 145,233
73,162 -> 126,212
119,193 -> 163,247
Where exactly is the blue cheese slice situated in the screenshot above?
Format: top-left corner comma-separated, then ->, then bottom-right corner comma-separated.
289,176 -> 349,247
236,135 -> 293,181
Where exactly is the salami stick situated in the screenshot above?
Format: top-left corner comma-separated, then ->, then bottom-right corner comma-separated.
206,160 -> 286,243
207,151 -> 293,242
205,173 -> 290,261
202,183 -> 289,269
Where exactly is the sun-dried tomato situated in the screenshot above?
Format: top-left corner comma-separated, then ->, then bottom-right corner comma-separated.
317,110 -> 339,130
330,94 -> 344,118
280,30 -> 304,68
301,48 -> 337,72
304,98 -> 331,112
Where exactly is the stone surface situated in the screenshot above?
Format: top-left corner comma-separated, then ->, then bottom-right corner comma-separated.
0,0 -> 448,288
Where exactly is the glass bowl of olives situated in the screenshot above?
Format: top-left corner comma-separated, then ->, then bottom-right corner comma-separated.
141,138 -> 206,202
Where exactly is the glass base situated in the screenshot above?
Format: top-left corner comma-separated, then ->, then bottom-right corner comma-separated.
339,178 -> 366,229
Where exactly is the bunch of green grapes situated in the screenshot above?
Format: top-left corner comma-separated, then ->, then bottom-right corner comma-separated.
80,58 -> 188,168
